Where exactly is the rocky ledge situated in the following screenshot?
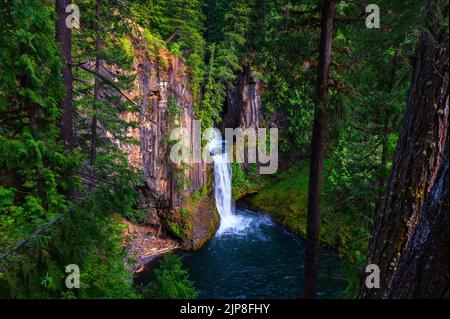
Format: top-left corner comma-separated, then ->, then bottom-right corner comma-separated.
124,220 -> 181,273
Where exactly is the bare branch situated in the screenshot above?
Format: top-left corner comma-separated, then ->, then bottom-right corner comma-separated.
165,29 -> 179,44
0,208 -> 75,261
72,62 -> 158,126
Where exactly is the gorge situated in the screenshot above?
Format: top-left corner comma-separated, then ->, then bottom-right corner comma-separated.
125,45 -> 346,297
0,0 -> 447,300
136,132 -> 347,298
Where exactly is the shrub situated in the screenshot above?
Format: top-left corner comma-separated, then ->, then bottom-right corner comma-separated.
142,254 -> 198,299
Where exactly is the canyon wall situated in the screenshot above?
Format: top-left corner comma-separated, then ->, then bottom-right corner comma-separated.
222,69 -> 263,131
221,68 -> 263,170
116,46 -> 264,250
120,46 -> 218,249
123,49 -> 205,208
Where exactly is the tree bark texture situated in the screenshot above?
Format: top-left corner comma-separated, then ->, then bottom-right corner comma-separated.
360,2 -> 449,298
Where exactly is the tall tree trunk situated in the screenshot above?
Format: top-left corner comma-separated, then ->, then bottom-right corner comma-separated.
304,0 -> 338,299
359,2 -> 449,298
90,0 -> 102,166
388,136 -> 448,298
55,0 -> 75,150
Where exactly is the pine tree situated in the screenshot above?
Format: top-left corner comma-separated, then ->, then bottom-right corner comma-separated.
72,0 -> 137,177
304,0 -> 338,299
0,0 -> 74,251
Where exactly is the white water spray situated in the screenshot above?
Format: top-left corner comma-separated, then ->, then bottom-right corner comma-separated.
210,134 -> 242,234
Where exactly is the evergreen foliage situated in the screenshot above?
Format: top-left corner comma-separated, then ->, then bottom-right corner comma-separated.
0,0 -> 444,300
141,253 -> 198,299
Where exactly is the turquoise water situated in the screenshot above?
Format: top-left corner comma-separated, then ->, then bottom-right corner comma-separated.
181,208 -> 346,299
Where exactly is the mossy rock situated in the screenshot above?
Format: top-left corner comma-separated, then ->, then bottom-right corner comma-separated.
239,160 -> 365,261
161,193 -> 219,251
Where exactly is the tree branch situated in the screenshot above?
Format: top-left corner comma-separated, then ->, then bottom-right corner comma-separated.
342,0 -> 367,8
0,208 -> 75,261
165,29 -> 179,44
72,62 -> 158,126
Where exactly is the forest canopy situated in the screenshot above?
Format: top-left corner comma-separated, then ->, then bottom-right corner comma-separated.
0,0 -> 448,300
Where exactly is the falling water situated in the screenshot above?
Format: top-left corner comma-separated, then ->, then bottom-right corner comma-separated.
210,135 -> 242,234
139,134 -> 347,298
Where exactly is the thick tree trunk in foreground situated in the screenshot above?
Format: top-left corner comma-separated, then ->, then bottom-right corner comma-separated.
56,0 -> 76,150
389,137 -> 448,298
304,0 -> 338,299
360,3 -> 449,298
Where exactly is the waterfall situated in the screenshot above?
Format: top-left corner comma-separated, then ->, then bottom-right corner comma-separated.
210,135 -> 240,234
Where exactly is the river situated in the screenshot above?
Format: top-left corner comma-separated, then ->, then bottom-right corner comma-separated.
181,208 -> 346,299
138,136 -> 346,298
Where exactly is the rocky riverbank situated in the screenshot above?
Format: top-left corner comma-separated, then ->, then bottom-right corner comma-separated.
123,220 -> 181,272
124,185 -> 219,273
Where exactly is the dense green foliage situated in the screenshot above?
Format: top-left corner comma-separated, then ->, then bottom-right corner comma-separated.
0,179 -> 139,298
141,254 -> 198,299
0,0 -> 142,298
0,0 -> 439,299
231,163 -> 260,200
223,0 -> 422,297
0,0 -> 75,252
0,0 -> 194,299
130,0 -> 206,101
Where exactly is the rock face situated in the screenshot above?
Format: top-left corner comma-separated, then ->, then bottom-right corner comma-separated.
221,68 -> 263,170
222,69 -> 262,131
124,49 -> 204,206
121,46 -> 219,250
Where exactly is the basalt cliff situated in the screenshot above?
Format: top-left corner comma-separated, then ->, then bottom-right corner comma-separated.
113,43 -> 262,259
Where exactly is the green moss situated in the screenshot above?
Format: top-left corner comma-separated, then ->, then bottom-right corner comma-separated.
187,183 -> 210,206
193,206 -> 219,250
121,37 -> 134,60
142,29 -> 165,55
164,220 -> 187,239
231,163 -> 269,200
246,161 -> 366,261
163,172 -> 219,250
168,42 -> 183,57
